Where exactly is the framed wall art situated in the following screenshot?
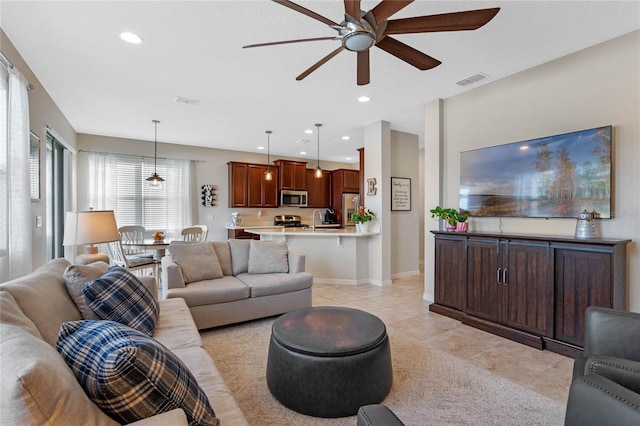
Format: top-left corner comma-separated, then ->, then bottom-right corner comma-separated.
391,177 -> 411,211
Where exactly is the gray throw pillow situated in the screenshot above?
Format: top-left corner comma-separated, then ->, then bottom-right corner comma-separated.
228,239 -> 251,276
211,241 -> 233,276
248,240 -> 289,274
63,261 -> 109,319
168,242 -> 223,284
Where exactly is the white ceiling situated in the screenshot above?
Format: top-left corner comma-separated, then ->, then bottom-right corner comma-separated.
2,1 -> 639,163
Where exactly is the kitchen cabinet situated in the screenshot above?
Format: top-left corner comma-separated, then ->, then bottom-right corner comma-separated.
430,231 -> 630,357
248,164 -> 278,207
305,169 -> 331,208
227,229 -> 260,240
274,160 -> 307,191
332,169 -> 359,193
228,162 -> 248,207
227,161 -> 278,208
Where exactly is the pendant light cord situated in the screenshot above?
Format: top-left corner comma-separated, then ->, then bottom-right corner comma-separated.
153,120 -> 159,174
316,123 -> 322,169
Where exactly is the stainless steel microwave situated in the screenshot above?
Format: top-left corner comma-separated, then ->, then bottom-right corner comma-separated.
280,190 -> 308,207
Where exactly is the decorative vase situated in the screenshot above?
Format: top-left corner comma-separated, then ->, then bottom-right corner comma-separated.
444,222 -> 456,232
456,222 -> 469,232
357,222 -> 370,233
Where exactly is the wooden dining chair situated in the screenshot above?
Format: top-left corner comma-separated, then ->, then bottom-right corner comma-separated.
181,225 -> 208,242
118,225 -> 152,257
106,239 -> 159,279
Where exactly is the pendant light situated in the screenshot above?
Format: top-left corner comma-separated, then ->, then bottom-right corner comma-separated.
146,119 -> 165,188
314,123 -> 322,179
264,130 -> 273,181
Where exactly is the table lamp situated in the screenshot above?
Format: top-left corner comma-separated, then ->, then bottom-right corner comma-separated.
63,209 -> 120,263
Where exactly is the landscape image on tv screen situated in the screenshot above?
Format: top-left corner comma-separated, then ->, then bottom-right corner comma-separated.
459,125 -> 612,218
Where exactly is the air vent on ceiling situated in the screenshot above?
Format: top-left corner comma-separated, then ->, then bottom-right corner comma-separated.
297,139 -> 310,144
456,73 -> 488,87
174,96 -> 200,106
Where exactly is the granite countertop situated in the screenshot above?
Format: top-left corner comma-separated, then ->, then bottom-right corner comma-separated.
243,227 -> 379,237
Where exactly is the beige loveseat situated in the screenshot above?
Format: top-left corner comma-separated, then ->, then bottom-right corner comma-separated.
0,258 -> 248,425
161,239 -> 313,330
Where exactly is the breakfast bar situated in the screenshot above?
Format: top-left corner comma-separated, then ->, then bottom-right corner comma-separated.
244,227 -> 378,285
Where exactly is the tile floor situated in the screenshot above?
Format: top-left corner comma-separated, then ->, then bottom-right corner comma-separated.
312,274 -> 574,405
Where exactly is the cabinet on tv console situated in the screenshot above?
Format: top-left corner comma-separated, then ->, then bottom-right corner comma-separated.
430,231 -> 630,357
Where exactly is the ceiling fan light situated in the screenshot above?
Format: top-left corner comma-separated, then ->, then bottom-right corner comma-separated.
343,32 -> 375,51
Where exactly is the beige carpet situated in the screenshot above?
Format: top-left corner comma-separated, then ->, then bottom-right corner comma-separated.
201,317 -> 565,426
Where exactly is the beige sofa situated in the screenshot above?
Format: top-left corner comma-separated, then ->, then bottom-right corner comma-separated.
161,239 -> 313,330
0,258 -> 249,426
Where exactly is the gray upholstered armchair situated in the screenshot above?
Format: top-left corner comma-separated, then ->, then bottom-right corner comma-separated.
565,306 -> 640,426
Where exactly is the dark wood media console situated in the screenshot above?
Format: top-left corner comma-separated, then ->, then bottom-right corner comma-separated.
430,231 -> 631,358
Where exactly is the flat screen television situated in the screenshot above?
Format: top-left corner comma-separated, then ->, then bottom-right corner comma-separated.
459,125 -> 612,219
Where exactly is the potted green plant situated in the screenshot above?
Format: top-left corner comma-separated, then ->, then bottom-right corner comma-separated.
352,206 -> 375,232
455,210 -> 469,232
430,206 -> 457,231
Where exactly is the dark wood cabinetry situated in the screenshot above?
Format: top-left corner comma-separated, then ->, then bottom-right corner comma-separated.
227,229 -> 260,240
332,169 -> 359,193
274,160 -> 307,191
247,164 -> 278,207
430,231 -> 630,356
305,169 -> 331,208
227,161 -> 278,208
228,162 -> 248,207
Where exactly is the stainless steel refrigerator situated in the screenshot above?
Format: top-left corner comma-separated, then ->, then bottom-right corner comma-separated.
342,193 -> 360,227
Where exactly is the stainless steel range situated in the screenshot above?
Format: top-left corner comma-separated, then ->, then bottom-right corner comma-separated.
274,215 -> 304,228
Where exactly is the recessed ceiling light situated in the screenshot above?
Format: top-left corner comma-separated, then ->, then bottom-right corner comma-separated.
257,146 -> 265,150
300,151 -> 307,155
358,96 -> 370,103
346,157 -> 352,161
342,136 -> 350,140
120,32 -> 143,44
304,129 -> 313,134
520,145 -> 529,150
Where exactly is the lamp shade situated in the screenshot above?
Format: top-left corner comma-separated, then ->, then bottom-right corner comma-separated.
63,210 -> 120,247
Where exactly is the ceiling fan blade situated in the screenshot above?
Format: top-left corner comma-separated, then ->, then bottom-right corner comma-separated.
385,8 -> 500,35
357,50 -> 370,86
272,0 -> 338,26
344,0 -> 361,20
376,36 -> 441,70
243,36 -> 338,49
296,46 -> 345,81
370,0 -> 414,24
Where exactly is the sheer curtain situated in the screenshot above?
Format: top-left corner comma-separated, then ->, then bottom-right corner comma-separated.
0,68 -> 31,282
84,151 -> 193,237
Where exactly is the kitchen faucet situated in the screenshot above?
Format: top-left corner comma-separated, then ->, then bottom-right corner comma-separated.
312,209 -> 322,231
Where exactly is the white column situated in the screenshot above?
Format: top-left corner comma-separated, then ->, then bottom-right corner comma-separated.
423,99 -> 443,301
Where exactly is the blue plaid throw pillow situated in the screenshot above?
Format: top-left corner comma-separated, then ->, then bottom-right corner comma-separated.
82,266 -> 159,336
56,320 -> 219,426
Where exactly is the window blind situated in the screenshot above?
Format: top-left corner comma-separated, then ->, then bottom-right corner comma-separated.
85,152 -> 192,235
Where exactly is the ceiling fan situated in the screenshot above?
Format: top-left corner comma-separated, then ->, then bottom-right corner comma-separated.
243,0 -> 500,86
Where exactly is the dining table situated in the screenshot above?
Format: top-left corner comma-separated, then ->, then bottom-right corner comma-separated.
121,238 -> 175,261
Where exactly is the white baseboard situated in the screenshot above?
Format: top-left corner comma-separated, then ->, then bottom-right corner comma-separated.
391,270 -> 421,279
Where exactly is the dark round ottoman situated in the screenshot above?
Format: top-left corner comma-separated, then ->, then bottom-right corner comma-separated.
266,306 -> 392,418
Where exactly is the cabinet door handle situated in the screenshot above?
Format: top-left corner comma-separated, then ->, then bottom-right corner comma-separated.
497,268 -> 502,283
503,269 -> 508,285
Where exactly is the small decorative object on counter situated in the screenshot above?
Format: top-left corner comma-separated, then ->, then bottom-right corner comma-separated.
575,210 -> 597,239
153,231 -> 165,241
352,206 -> 375,233
231,212 -> 241,227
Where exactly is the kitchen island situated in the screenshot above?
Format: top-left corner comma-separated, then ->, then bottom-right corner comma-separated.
244,227 -> 378,285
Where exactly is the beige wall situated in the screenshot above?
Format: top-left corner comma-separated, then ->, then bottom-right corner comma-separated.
390,130 -> 420,277
424,31 -> 640,311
